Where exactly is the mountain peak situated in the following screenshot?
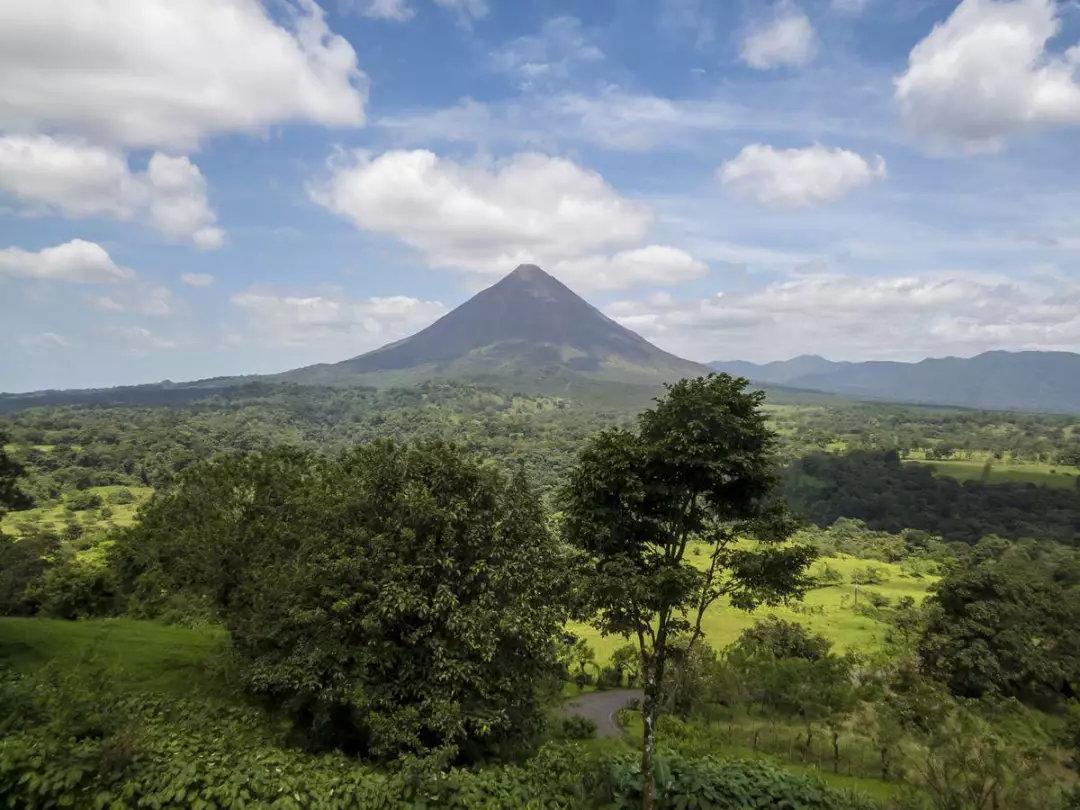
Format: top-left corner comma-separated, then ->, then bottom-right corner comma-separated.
279,264 -> 710,390
508,263 -> 547,279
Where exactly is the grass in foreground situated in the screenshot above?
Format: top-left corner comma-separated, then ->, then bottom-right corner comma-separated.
0,616 -> 227,697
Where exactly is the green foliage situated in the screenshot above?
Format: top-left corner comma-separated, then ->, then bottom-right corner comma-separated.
609,752 -> 879,810
0,531 -> 59,615
558,715 -> 597,740
731,617 -> 831,662
66,490 -> 103,511
0,428 -> 32,513
918,557 -> 1080,702
561,374 -> 813,806
114,441 -> 572,762
786,450 -> 1080,545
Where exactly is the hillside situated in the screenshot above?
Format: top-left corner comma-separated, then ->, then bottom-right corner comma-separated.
711,350 -> 1080,413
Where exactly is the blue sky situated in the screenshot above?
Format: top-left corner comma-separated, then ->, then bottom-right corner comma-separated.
2,0 -> 1080,391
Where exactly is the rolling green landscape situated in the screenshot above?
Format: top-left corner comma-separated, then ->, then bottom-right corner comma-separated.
3,371 -> 1079,809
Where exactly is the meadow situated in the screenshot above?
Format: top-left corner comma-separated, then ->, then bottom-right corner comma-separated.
571,547 -> 935,666
905,456 -> 1080,489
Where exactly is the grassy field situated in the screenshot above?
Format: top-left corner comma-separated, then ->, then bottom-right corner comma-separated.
571,549 -> 934,666
0,617 -> 227,697
905,457 -> 1080,489
0,484 -> 152,536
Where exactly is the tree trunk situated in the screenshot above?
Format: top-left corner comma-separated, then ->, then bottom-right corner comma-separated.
642,673 -> 658,810
832,729 -> 840,774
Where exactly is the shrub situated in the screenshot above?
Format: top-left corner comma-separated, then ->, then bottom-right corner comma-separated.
114,442 -> 573,762
106,488 -> 136,505
610,752 -> 879,809
66,491 -> 103,511
558,715 -> 597,740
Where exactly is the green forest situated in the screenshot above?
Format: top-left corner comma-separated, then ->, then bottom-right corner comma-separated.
2,377 -> 1080,809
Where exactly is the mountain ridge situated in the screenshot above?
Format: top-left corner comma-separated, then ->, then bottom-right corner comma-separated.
710,350 -> 1080,413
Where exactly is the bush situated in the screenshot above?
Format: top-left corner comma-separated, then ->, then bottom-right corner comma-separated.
106,488 -> 136,505
66,491 -> 103,511
0,531 -> 59,615
558,715 -> 597,740
114,442 -> 573,762
609,752 -> 878,809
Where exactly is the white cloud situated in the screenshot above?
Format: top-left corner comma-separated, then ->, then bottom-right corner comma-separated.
18,332 -> 71,352
86,284 -> 176,317
718,143 -> 886,207
181,273 -> 216,287
605,270 -> 1080,361
231,288 -> 447,347
741,3 -> 817,70
831,0 -> 871,13
658,0 -> 716,48
143,154 -> 224,249
104,326 -> 177,353
433,0 -> 488,22
310,149 -> 652,275
490,17 -> 603,87
550,246 -> 708,291
0,0 -> 366,150
0,136 -> 224,248
344,0 -> 415,21
0,239 -> 135,283
895,0 -> 1080,153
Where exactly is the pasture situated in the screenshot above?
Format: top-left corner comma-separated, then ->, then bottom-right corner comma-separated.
571,548 -> 934,665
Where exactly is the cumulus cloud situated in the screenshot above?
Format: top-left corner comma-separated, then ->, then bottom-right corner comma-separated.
310,149 -> 653,275
895,0 -> 1080,153
741,3 -> 817,70
490,17 -> 603,87
231,288 -> 447,348
550,246 -> 708,292
605,270 -> 1080,361
181,273 -> 215,287
0,239 -> 135,284
0,0 -> 366,150
0,136 -> 223,248
718,143 -> 886,207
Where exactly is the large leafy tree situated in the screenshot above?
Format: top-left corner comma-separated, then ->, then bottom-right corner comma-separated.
115,440 -> 571,762
560,374 -> 814,809
919,558 -> 1080,701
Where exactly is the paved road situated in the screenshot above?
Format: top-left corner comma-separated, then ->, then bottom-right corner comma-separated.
560,688 -> 642,738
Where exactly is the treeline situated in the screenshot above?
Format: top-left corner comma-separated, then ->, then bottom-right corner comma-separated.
771,401 -> 1080,464
785,450 -> 1080,544
1,381 -> 632,502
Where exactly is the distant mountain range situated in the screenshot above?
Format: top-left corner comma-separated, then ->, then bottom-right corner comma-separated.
4,264 -> 1080,414
274,264 -> 709,394
710,351 -> 1080,413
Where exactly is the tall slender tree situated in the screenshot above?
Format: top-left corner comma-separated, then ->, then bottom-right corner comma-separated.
560,374 -> 814,810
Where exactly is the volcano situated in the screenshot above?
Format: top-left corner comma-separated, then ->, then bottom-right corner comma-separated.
278,264 -> 709,392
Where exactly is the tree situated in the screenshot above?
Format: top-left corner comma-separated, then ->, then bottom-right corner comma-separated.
115,441 -> 572,762
919,558 -> 1080,702
727,620 -> 859,767
0,429 -> 32,514
560,374 -> 814,809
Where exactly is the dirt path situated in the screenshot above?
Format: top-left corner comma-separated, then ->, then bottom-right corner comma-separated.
559,688 -> 642,738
